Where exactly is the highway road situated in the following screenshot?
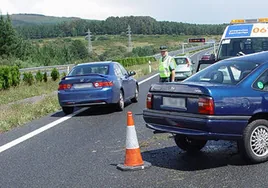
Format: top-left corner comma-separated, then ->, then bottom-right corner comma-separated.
1,49 -> 268,188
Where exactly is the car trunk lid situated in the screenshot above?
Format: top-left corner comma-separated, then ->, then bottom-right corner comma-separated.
148,82 -> 214,114
58,74 -> 112,91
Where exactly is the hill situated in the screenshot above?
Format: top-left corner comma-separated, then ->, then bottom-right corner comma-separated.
4,13 -> 94,26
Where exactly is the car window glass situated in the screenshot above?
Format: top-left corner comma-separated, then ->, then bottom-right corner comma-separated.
69,65 -> 109,76
253,70 -> 268,91
175,58 -> 186,65
114,64 -> 123,77
185,60 -> 259,85
118,64 -> 128,75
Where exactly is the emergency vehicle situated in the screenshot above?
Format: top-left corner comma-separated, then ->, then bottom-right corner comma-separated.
217,18 -> 268,61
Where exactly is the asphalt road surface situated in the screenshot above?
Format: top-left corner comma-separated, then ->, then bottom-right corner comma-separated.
1,49 -> 268,188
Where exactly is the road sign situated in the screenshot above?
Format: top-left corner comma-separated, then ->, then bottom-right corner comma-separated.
188,38 -> 206,43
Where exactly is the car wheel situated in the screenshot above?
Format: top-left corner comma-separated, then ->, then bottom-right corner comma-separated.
116,91 -> 124,111
62,107 -> 74,115
174,135 -> 207,152
239,119 -> 268,163
131,85 -> 139,103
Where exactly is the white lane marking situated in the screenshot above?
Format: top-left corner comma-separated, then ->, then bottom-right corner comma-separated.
0,107 -> 87,153
0,49 -> 210,153
138,73 -> 159,85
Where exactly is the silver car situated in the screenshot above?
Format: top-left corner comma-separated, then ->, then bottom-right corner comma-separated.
173,56 -> 194,81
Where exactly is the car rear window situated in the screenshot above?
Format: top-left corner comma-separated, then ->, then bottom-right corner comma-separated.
69,65 -> 109,76
185,60 -> 260,85
175,58 -> 187,65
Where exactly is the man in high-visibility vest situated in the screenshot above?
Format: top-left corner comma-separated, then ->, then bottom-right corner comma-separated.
158,45 -> 176,82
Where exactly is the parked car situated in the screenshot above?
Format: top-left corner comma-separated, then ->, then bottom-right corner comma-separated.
173,56 -> 194,81
143,51 -> 268,163
58,61 -> 139,114
201,53 -> 216,61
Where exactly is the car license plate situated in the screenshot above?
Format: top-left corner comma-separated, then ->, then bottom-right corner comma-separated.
73,83 -> 93,89
163,97 -> 186,108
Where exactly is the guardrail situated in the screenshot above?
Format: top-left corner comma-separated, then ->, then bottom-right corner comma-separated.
19,64 -> 75,75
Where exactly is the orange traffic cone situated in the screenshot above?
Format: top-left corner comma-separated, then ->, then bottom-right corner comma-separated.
117,111 -> 151,171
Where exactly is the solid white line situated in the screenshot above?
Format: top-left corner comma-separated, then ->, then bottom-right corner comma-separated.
0,107 -> 87,153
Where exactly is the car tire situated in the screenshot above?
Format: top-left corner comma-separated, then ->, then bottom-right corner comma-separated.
239,119 -> 268,163
131,85 -> 139,103
174,135 -> 207,152
62,107 -> 74,115
116,91 -> 124,111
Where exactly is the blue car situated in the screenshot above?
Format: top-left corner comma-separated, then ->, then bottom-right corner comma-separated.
58,61 -> 139,114
143,51 -> 268,163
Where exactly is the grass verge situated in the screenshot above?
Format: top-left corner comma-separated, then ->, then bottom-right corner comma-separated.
0,95 -> 60,133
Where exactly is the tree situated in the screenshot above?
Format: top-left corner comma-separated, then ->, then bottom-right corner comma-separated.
0,14 -> 20,57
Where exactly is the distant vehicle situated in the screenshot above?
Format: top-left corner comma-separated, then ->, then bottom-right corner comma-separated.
196,59 -> 215,72
201,53 -> 216,61
173,56 -> 194,81
58,61 -> 139,114
143,51 -> 268,163
217,18 -> 268,61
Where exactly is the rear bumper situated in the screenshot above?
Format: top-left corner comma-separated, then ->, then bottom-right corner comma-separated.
58,87 -> 117,107
143,109 -> 250,140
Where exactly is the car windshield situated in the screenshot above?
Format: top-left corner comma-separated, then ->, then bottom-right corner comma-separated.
218,37 -> 268,60
69,64 -> 109,76
185,60 -> 260,85
175,58 -> 187,65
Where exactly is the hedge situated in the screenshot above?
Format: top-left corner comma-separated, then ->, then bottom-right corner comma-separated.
114,56 -> 156,67
0,66 -> 20,90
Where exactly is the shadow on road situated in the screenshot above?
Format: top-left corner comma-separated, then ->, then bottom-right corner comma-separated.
141,141 -> 249,171
51,102 -> 133,117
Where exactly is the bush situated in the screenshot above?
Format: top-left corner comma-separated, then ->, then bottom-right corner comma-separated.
43,72 -> 48,82
23,72 -> 34,85
10,66 -> 20,87
61,72 -> 66,78
35,71 -> 43,82
0,66 -> 13,89
51,68 -> 60,81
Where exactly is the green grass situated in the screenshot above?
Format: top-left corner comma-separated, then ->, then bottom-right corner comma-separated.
0,79 -> 59,105
0,95 -> 60,133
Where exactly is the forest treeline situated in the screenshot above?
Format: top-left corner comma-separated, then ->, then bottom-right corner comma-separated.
13,15 -> 227,39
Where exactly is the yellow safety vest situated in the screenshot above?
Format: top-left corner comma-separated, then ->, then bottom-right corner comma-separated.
159,56 -> 172,78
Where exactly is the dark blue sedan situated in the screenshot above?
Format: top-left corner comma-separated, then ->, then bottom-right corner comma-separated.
143,51 -> 268,163
58,61 -> 139,114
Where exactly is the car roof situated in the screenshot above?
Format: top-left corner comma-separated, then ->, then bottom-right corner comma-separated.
77,61 -> 114,66
224,51 -> 268,64
174,56 -> 189,58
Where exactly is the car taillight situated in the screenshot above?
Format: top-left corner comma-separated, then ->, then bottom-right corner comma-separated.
186,58 -> 190,67
58,84 -> 72,90
146,93 -> 152,109
93,81 -> 113,88
198,97 -> 214,115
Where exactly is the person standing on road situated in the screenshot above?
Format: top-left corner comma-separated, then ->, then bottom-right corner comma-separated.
158,45 -> 176,82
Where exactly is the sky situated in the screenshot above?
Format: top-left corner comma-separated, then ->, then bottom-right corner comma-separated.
1,0 -> 268,24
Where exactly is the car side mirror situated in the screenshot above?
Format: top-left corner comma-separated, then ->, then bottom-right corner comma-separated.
128,71 -> 136,76
210,54 -> 216,61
